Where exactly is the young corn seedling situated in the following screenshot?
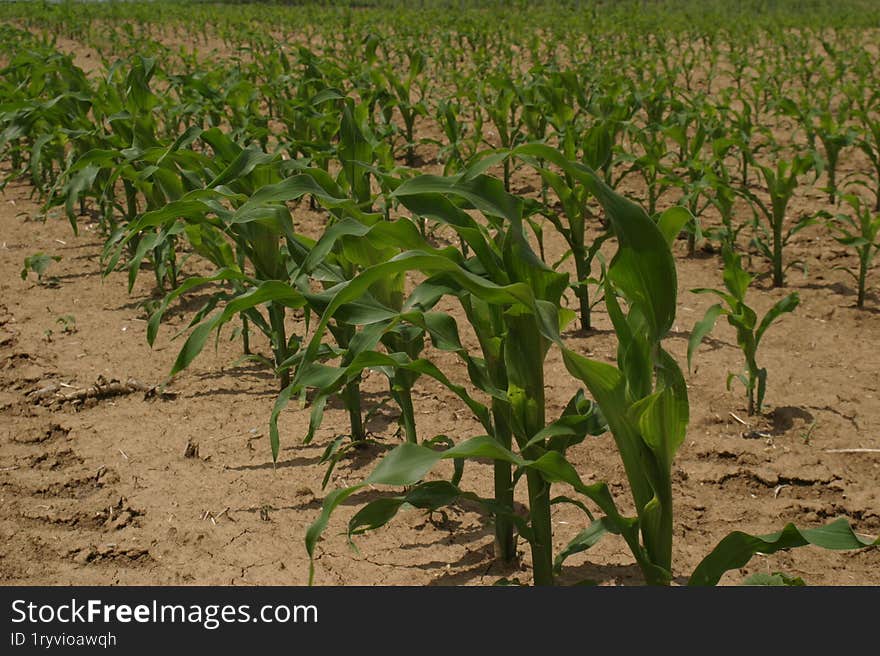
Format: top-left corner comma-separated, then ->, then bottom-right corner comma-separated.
479,73 -> 525,192
821,193 -> 880,309
814,106 -> 857,206
853,98 -> 880,212
688,246 -> 799,416
742,153 -> 815,287
428,98 -> 482,176
618,123 -> 674,217
717,91 -> 770,188
382,49 -> 428,167
702,137 -> 747,251
504,143 -> 612,332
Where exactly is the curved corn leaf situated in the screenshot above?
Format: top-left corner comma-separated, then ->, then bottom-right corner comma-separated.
689,518 -> 879,586
755,292 -> 799,347
171,281 -> 306,376
657,206 -> 693,248
687,302 -> 724,371
554,518 -> 616,574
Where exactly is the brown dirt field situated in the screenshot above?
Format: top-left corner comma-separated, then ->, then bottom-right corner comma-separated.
1,31 -> 878,587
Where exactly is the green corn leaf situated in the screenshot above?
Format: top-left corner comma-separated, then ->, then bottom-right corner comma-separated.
305,485 -> 363,585
269,382 -> 296,462
207,144 -> 275,189
171,281 -> 306,376
364,442 -> 442,487
741,572 -> 806,586
359,435 -> 528,490
554,517 -> 616,574
629,385 -> 687,470
657,206 -> 693,248
690,518 -> 879,586
348,497 -> 412,536
559,348 -> 655,517
200,127 -> 242,163
299,216 -> 424,276
62,163 -> 100,231
688,302 -> 724,371
349,480 -> 461,536
524,395 -> 607,451
721,247 -> 753,301
604,278 -> 652,399
755,292 -> 799,347
392,190 -> 504,279
235,173 -> 372,221
394,171 -> 521,224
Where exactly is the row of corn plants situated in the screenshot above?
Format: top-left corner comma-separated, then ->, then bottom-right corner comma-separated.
1,4 -> 878,585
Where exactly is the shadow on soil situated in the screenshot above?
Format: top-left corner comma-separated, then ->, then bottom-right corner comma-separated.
769,405 -> 815,435
556,561 -> 646,586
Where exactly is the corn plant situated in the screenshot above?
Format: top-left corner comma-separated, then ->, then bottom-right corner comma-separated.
822,193 -> 880,308
666,101 -> 721,256
618,123 -> 674,217
300,166 -> 618,583
579,76 -> 637,191
505,144 -> 612,332
853,99 -> 880,212
704,137 -> 745,250
742,153 -> 814,287
277,47 -> 346,172
428,98 -> 482,176
814,106 -> 857,205
277,212 -> 434,448
0,48 -> 95,197
688,246 -> 799,415
381,49 -> 429,166
302,151 -> 698,586
117,141 -> 326,391
478,73 -> 525,191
